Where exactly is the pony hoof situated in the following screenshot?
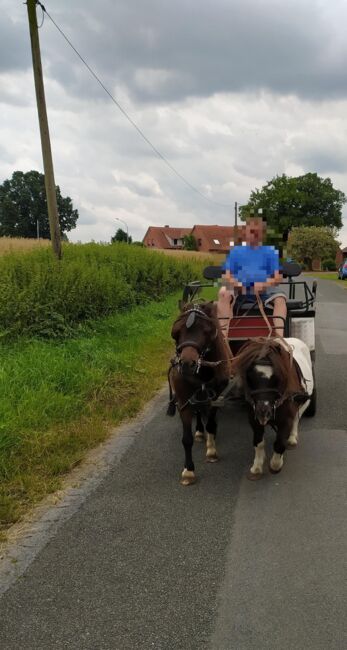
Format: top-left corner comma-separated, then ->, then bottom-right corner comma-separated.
269,454 -> 284,473
247,470 -> 264,481
287,437 -> 298,449
269,464 -> 283,474
205,454 -> 219,463
180,469 -> 196,486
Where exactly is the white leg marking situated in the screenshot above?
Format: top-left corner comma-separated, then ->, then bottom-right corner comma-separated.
206,432 -> 218,459
288,412 -> 300,446
195,430 -> 205,442
270,452 -> 284,472
180,468 -> 196,485
250,440 -> 265,475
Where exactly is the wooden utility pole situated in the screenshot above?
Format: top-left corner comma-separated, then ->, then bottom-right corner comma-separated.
27,0 -> 62,259
234,201 -> 238,227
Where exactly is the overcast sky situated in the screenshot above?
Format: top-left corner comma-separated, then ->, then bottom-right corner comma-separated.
2,0 -> 347,246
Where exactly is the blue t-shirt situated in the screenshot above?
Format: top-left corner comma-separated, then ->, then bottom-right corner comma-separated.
223,245 -> 279,290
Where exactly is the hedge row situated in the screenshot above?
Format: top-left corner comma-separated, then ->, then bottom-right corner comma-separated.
0,243 -> 207,339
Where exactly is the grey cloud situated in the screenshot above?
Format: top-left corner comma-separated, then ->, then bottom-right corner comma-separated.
0,17 -> 30,73
295,148 -> 347,174
75,208 -> 99,225
30,0 -> 347,103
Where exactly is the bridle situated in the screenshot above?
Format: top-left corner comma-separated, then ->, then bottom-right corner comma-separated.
168,306 -> 225,411
173,307 -> 220,375
246,386 -> 285,422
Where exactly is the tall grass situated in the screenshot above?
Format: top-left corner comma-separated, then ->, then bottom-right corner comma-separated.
0,243 -> 205,339
0,237 -> 50,255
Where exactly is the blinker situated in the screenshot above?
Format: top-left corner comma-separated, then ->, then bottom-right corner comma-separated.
186,312 -> 196,328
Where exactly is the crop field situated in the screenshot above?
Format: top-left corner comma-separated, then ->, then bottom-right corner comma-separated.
0,237 -> 50,255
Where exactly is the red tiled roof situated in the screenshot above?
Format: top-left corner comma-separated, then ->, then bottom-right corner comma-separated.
143,224 -> 245,251
191,225 -> 245,252
143,226 -> 191,249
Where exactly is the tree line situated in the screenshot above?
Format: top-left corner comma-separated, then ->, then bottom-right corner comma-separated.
0,170 -> 345,267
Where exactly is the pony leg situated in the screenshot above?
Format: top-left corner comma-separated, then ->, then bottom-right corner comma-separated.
195,411 -> 205,442
288,411 -> 300,447
205,407 -> 218,462
180,409 -> 196,486
270,421 -> 292,473
248,421 -> 266,480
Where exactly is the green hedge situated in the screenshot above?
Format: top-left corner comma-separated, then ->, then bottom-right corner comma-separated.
0,243 -> 206,339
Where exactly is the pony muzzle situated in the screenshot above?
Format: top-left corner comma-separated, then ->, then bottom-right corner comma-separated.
254,399 -> 273,426
179,346 -> 200,375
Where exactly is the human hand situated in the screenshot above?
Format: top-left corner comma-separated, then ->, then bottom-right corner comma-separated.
254,282 -> 266,293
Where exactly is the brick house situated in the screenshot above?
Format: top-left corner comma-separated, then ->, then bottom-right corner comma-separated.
191,225 -> 245,253
336,246 -> 347,268
143,224 -> 245,252
143,226 -> 191,249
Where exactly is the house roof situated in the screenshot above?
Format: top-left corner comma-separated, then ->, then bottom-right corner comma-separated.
143,226 -> 191,248
191,225 -> 245,251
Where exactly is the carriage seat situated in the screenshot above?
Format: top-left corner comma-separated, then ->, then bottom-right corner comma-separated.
203,260 -> 302,281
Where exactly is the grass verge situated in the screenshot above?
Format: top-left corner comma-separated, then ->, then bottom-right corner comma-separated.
304,271 -> 347,286
0,291 -> 190,532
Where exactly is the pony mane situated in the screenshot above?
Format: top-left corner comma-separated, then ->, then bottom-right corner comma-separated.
231,337 -> 297,395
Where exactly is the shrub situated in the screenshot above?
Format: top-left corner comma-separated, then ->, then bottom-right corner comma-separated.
0,243 -> 206,339
322,258 -> 336,271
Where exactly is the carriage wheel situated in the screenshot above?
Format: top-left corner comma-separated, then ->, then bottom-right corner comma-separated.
304,366 -> 316,417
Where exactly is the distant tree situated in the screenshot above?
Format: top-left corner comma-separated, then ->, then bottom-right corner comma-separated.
0,170 -> 78,238
183,234 -> 198,251
240,173 -> 345,232
132,241 -> 144,247
287,226 -> 340,270
111,228 -> 132,244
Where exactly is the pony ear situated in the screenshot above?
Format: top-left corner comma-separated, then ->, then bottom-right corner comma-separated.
202,301 -> 217,318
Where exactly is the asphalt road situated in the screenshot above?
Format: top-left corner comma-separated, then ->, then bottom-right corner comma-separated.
0,277 -> 346,650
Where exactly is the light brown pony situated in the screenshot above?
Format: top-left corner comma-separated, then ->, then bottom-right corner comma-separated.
230,337 -> 310,478
168,301 -> 232,485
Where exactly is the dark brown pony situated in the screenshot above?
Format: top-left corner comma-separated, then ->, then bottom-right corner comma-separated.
168,301 -> 232,485
231,337 -> 310,479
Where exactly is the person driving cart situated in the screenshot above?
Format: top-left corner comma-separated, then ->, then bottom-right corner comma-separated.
217,215 -> 287,338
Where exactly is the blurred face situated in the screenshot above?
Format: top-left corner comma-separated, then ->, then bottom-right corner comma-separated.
245,218 -> 265,247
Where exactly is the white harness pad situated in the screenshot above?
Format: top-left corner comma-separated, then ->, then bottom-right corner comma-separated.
280,337 -> 314,397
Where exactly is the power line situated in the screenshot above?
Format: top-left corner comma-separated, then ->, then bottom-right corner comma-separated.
36,1 -> 234,209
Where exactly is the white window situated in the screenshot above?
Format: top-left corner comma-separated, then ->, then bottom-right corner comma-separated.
213,239 -> 220,245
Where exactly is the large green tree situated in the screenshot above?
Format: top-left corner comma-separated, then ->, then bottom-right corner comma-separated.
287,226 -> 340,269
0,170 -> 78,238
241,173 -> 345,231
